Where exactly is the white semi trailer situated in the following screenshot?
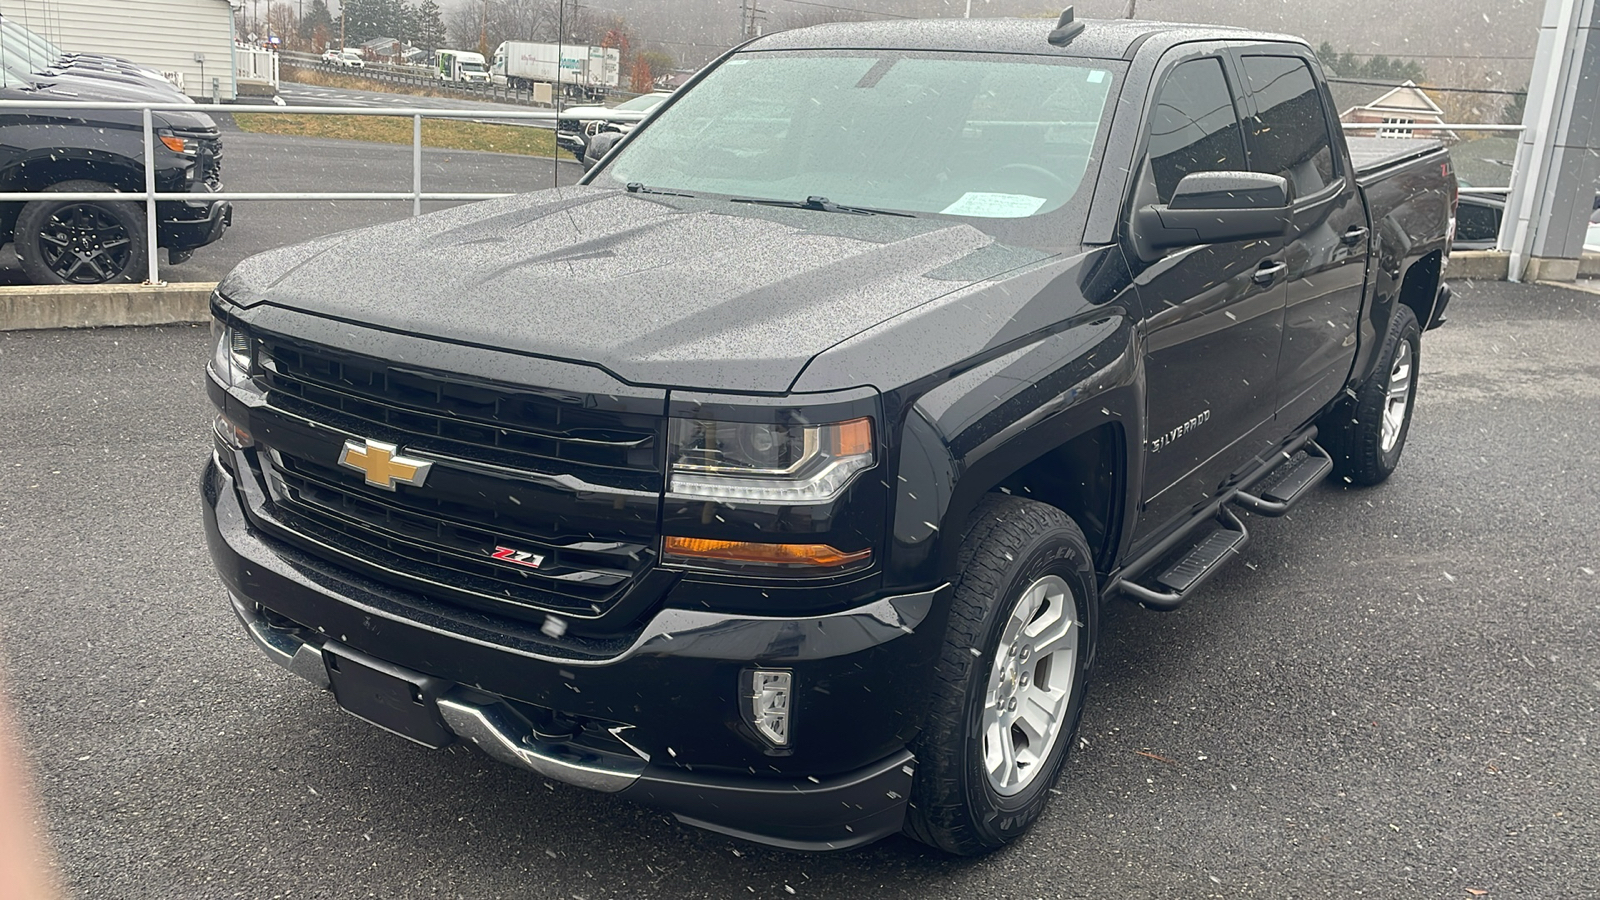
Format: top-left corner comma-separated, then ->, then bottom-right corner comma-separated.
490,41 -> 620,100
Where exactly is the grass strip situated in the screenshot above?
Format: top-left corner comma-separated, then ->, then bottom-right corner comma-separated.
233,112 -> 559,158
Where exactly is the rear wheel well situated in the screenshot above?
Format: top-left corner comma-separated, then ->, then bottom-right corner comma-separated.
1399,250 -> 1442,328
993,424 -> 1123,574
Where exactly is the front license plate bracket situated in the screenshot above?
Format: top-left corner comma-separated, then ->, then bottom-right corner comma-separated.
322,641 -> 455,749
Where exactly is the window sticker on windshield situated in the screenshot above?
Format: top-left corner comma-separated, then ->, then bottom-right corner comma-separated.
1088,70 -> 1107,84
940,192 -> 1048,218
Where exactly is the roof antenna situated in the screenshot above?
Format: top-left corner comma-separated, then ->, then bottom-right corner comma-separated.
1048,6 -> 1086,46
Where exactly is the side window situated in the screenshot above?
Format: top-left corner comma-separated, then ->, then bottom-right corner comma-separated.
1240,55 -> 1338,199
1145,57 -> 1248,205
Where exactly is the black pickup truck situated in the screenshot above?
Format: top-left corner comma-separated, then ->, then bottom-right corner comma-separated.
202,11 -> 1455,855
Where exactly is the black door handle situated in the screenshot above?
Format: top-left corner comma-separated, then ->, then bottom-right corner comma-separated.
1341,225 -> 1369,245
1252,261 -> 1287,285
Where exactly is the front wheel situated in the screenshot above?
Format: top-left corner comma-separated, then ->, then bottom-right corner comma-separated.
15,180 -> 148,285
904,495 -> 1096,855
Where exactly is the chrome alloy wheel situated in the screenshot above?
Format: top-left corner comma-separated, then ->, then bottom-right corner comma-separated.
1380,338 -> 1414,453
982,574 -> 1079,796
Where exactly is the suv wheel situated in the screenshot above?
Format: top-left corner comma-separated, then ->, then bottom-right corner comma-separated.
904,495 -> 1096,855
15,180 -> 148,285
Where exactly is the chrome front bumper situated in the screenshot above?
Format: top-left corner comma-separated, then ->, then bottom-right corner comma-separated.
229,591 -> 647,793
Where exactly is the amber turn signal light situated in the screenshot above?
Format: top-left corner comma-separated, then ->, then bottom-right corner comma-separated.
159,134 -> 188,153
828,417 -> 873,457
663,536 -> 870,568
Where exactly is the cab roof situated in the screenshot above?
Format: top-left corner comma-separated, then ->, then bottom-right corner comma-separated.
745,17 -> 1304,61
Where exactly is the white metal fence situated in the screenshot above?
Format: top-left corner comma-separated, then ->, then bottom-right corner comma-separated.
0,100 -> 558,285
237,47 -> 281,87
0,103 -> 1540,287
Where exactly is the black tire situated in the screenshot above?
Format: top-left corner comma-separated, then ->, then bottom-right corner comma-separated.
904,495 -> 1096,856
15,180 -> 147,285
1321,305 -> 1421,486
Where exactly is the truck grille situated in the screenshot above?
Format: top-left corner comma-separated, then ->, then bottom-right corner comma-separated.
248,335 -> 667,624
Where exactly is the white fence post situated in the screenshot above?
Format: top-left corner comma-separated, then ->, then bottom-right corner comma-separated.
413,115 -> 423,217
141,108 -> 160,285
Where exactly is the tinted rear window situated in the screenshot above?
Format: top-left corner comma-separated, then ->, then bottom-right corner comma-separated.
1241,55 -> 1338,199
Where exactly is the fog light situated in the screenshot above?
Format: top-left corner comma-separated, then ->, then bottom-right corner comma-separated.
744,669 -> 792,747
213,413 -> 252,449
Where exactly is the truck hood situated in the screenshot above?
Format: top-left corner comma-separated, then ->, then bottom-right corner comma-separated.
219,186 -> 1053,393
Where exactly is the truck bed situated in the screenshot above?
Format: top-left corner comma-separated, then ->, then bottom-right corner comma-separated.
1347,136 -> 1447,184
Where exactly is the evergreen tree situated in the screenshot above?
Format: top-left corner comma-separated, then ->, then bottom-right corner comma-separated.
414,0 -> 447,52
301,0 -> 334,49
1317,42 -> 1426,82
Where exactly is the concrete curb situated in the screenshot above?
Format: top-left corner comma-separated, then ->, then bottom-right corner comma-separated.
0,283 -> 216,331
1448,251 -> 1511,281
1450,251 -> 1600,282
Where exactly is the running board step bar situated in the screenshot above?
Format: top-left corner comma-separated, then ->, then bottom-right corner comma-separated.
1231,440 -> 1333,518
1119,507 -> 1250,611
1113,425 -> 1323,612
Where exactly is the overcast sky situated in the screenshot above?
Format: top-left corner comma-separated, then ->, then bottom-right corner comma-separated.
454,0 -> 1546,87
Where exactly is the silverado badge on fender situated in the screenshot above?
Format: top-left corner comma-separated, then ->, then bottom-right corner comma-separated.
338,438 -> 433,491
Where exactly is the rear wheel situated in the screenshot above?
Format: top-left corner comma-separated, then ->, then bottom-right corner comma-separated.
1322,305 -> 1420,485
904,495 -> 1095,855
15,180 -> 147,285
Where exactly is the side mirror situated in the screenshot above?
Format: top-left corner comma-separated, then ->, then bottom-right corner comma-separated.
1134,171 -> 1292,250
582,130 -> 623,171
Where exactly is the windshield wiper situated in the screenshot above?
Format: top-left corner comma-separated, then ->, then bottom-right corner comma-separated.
729,195 -> 915,218
625,183 -> 695,198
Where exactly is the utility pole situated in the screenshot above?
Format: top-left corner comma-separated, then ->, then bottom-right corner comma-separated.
339,0 -> 346,51
553,0 -> 564,190
739,0 -> 766,38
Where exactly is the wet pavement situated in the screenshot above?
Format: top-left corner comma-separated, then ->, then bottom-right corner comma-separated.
0,279 -> 1595,899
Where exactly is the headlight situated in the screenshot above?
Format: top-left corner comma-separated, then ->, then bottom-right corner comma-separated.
668,416 -> 874,504
209,318 -> 253,387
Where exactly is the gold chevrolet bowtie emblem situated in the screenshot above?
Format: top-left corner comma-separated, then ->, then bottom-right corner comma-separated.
338,439 -> 433,491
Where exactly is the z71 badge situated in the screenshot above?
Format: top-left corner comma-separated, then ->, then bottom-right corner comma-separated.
490,546 -> 545,569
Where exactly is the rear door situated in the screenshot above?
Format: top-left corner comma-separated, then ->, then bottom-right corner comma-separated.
1128,47 -> 1289,540
1235,50 -> 1370,431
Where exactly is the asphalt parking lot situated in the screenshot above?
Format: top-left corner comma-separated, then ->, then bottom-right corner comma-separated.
0,279 -> 1595,899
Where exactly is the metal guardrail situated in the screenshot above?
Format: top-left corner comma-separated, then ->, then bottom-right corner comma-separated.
0,99 -> 560,285
1340,121 -> 1525,197
0,103 -> 1532,287
278,52 -> 628,108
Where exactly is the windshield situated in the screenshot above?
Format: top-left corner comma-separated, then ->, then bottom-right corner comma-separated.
597,51 -> 1118,224
461,61 -> 486,72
